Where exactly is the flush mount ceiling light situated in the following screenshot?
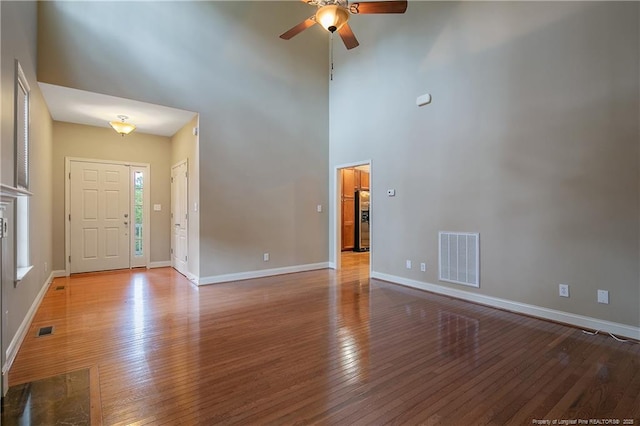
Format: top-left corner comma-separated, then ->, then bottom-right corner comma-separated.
109,115 -> 136,137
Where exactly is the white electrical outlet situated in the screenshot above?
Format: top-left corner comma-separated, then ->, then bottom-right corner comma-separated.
420,263 -> 426,272
597,289 -> 609,304
317,204 -> 322,213
405,260 -> 412,269
559,284 -> 569,298
263,253 -> 269,262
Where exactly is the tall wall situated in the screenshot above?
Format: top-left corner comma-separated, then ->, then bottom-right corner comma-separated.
330,2 -> 640,328
51,122 -> 172,269
171,115 -> 200,279
1,0 -> 54,375
38,1 -> 330,280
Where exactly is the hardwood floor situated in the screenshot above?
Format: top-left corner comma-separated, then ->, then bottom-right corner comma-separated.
9,253 -> 640,425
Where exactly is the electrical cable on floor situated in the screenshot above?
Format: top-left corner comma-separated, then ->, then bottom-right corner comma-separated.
581,329 -> 636,343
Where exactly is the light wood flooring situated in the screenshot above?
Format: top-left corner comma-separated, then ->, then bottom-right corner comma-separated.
8,251 -> 640,424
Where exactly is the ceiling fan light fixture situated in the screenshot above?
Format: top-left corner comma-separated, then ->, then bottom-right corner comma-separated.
109,115 -> 136,137
315,5 -> 349,33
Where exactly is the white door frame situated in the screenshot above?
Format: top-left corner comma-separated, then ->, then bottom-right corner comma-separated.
332,160 -> 372,272
64,157 -> 151,276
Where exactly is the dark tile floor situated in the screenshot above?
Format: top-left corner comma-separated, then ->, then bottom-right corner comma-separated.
1,369 -> 90,425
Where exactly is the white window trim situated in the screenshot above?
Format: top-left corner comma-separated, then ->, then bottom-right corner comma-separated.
15,61 -> 30,190
15,61 -> 32,284
16,196 -> 29,267
16,266 -> 33,282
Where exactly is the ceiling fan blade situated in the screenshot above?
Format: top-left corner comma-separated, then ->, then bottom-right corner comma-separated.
338,23 -> 359,50
349,1 -> 408,14
280,17 -> 317,40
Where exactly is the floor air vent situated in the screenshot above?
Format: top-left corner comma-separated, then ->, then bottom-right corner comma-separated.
55,286 -> 65,291
439,231 -> 480,288
37,326 -> 54,337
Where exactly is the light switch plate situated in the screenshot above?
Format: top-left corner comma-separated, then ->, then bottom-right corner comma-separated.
153,204 -> 161,211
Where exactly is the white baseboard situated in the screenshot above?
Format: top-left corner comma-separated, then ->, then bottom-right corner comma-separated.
184,272 -> 199,285
146,263 -> 199,285
52,270 -> 66,278
328,262 -> 336,270
371,271 -> 640,341
3,271 -> 55,378
148,261 -> 172,269
199,262 -> 330,286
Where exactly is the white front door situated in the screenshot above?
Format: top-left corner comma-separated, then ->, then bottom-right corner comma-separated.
70,161 -> 130,273
171,161 -> 188,276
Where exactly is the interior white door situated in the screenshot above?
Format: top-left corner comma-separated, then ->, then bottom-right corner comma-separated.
171,161 -> 188,275
70,161 -> 130,273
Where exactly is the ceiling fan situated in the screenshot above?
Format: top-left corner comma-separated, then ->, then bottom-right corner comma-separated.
280,0 -> 408,50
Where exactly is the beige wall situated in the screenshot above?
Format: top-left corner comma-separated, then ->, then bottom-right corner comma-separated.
171,115 -> 199,278
38,1 -> 330,279
330,2 -> 640,327
1,0 -> 54,374
51,122 -> 172,270
31,1 -> 640,330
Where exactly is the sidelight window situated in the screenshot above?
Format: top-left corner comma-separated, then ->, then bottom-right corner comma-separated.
133,171 -> 144,257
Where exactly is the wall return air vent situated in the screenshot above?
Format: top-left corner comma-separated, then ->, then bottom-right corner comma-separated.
439,232 -> 480,288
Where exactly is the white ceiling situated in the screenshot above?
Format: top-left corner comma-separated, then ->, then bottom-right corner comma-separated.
39,83 -> 196,137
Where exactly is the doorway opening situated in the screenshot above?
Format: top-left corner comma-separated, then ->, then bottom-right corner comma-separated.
334,162 -> 371,272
